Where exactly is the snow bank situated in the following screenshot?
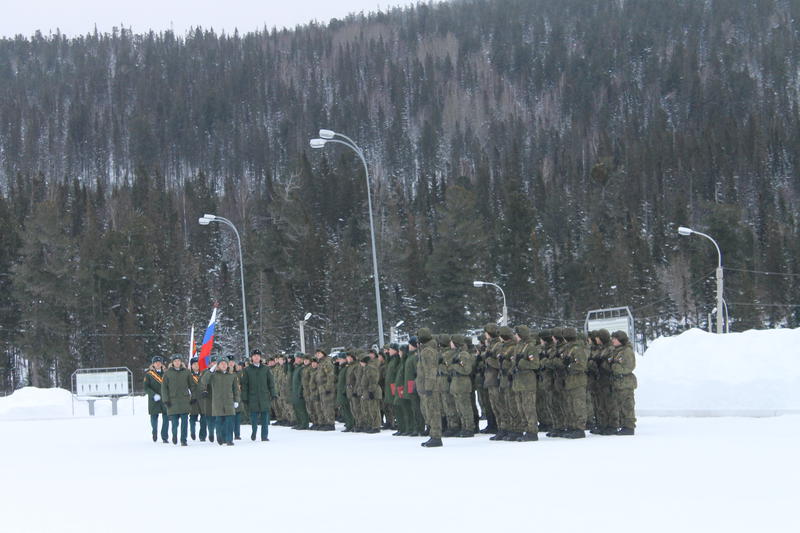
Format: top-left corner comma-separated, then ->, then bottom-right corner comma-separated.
637,327 -> 800,414
0,387 -> 145,419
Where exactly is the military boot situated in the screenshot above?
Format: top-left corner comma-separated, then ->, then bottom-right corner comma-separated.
563,429 -> 586,439
598,427 -> 617,435
616,427 -> 635,436
503,431 -> 522,441
152,431 -> 157,442
518,431 -> 538,442
421,437 -> 443,448
457,429 -> 475,438
489,429 -> 507,441
479,425 -> 498,434
442,428 -> 458,438
538,423 -> 552,433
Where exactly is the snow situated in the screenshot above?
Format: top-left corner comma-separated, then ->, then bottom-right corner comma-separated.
637,328 -> 800,414
1,328 -> 799,532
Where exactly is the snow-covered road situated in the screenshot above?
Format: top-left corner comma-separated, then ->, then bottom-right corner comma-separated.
1,413 -> 795,533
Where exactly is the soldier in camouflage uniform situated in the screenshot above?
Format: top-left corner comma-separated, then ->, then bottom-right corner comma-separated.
559,327 -> 588,438
385,344 -> 401,432
267,357 -> 283,424
348,350 -> 364,431
497,326 -> 522,441
536,331 -> 553,433
417,328 -> 443,447
436,334 -> 461,437
337,352 -> 355,432
291,353 -> 310,430
404,337 -> 424,436
357,350 -> 382,433
610,330 -> 637,435
543,328 -> 568,437
512,325 -> 539,441
586,331 -> 600,431
482,323 -> 503,437
474,337 -> 495,433
448,334 -> 476,437
313,349 -> 336,431
592,329 -> 615,434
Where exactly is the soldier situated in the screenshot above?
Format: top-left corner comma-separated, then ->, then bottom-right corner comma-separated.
281,354 -> 296,426
199,354 -> 219,442
304,355 -> 319,429
404,337 -> 424,436
357,351 -> 381,433
474,336 -> 495,433
498,326 -> 523,441
379,346 -> 393,429
592,329 -> 615,434
512,325 -> 539,442
543,328 -> 568,437
482,323 -> 503,437
188,356 -> 202,440
437,334 -> 461,437
241,348 -> 276,441
202,357 -> 241,446
348,350 -> 364,431
314,348 -> 336,431
161,354 -> 192,446
230,356 -> 244,440
291,353 -> 310,430
337,352 -> 355,432
449,334 -> 476,437
536,330 -> 554,433
586,331 -> 600,431
143,355 -> 169,443
385,344 -> 402,433
391,344 -> 410,436
417,328 -> 443,447
610,330 -> 637,435
560,327 -> 588,439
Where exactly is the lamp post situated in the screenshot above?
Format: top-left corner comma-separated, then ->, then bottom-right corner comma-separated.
473,281 -> 508,326
299,312 -> 312,354
678,226 -> 724,334
199,214 -> 250,357
310,129 -> 385,346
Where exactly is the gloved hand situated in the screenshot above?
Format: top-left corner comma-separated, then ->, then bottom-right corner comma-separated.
234,402 -> 239,409
153,394 -> 161,402
368,392 -> 375,400
209,366 -> 216,372
190,399 -> 197,405
451,356 -> 460,364
202,390 -> 209,398
165,401 -> 172,408
437,357 -> 444,364
498,355 -> 505,362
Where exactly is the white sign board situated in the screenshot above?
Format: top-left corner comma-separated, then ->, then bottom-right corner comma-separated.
75,371 -> 130,396
586,316 -> 632,337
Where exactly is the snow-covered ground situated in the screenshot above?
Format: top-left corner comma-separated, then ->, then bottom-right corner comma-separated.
1,327 -> 798,532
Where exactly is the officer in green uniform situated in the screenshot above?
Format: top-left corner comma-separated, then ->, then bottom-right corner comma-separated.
199,355 -> 219,442
417,328 -> 443,447
482,323 -> 503,437
337,352 -> 355,431
161,354 -> 192,446
404,338 -> 424,436
512,325 -> 539,441
610,330 -> 637,435
291,353 -> 310,430
203,357 -> 241,446
230,356 -> 244,440
143,356 -> 169,443
188,357 -> 202,440
241,349 -> 276,441
385,344 -> 402,434
560,327 -> 588,438
497,326 -> 522,441
448,334 -> 476,437
314,348 -> 336,431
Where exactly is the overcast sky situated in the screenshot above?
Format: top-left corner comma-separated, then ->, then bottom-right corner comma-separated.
1,1 -> 437,38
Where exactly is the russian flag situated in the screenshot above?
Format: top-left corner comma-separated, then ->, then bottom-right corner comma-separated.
198,306 -> 219,371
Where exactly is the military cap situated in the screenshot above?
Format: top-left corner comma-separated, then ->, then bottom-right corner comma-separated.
251,348 -> 263,356
190,356 -> 199,364
514,325 -> 531,341
294,351 -> 305,359
498,326 -> 514,340
417,328 -> 433,343
400,344 -> 409,354
598,329 -> 611,343
389,343 -> 399,351
408,336 -> 419,347
360,353 -> 372,363
562,327 -> 578,341
315,348 -> 327,356
151,355 -> 164,364
209,354 -> 219,364
169,353 -> 182,361
450,334 -> 466,347
612,330 -> 629,344
538,329 -> 551,340
436,334 -> 451,347
226,355 -> 235,361
484,323 -> 500,337
551,327 -> 564,339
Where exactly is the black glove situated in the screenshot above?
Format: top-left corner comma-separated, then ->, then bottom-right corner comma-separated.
437,357 -> 444,364
190,399 -> 197,405
498,354 -> 505,362
165,401 -> 172,408
368,392 -> 375,400
202,390 -> 209,398
451,356 -> 460,364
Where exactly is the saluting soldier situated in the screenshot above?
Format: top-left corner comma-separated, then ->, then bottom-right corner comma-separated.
143,356 -> 170,443
161,354 -> 192,446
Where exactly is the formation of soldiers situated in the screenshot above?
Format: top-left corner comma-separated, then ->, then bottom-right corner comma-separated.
142,324 -> 637,448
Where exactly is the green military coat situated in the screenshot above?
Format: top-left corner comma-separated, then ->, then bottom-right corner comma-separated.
161,366 -> 192,415
449,348 -> 475,394
241,363 -> 276,413
204,370 -> 241,417
143,368 -> 167,415
611,344 -> 637,390
512,340 -> 539,392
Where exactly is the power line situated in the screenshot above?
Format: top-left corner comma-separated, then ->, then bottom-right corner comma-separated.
727,302 -> 800,308
724,267 -> 800,277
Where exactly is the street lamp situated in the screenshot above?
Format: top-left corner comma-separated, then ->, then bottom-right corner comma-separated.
678,225 -> 725,334
299,312 -> 312,354
199,214 -> 250,357
310,128 -> 385,346
473,281 -> 508,326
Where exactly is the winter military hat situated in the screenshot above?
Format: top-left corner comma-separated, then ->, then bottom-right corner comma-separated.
251,349 -> 263,356
190,356 -> 199,364
612,330 -> 629,344
389,343 -> 399,352
514,325 -> 531,341
209,355 -> 219,364
417,328 -> 433,343
450,334 -> 466,347
562,328 -> 578,341
151,355 -> 163,364
169,353 -> 182,361
437,334 -> 451,347
484,323 -> 500,337
408,336 -> 419,347
551,327 -> 564,339
315,348 -> 327,357
498,326 -> 514,340
598,329 -> 611,343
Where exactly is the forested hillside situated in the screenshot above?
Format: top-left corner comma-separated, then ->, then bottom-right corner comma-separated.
1,0 -> 799,390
